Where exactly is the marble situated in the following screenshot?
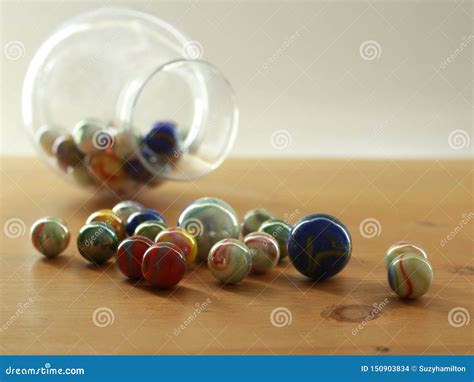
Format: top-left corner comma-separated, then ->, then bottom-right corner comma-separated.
178,197 -> 239,261
208,238 -> 252,284
123,145 -> 170,187
122,145 -> 168,186
30,216 -> 70,258
155,226 -> 198,265
112,200 -> 144,224
134,220 -> 167,241
385,241 -> 428,269
126,209 -> 166,236
53,136 -> 85,171
123,157 -> 156,184
258,219 -> 291,261
86,209 -> 125,240
288,213 -> 352,281
387,254 -> 433,299
88,152 -> 127,185
77,222 -> 119,265
72,118 -> 110,155
112,130 -> 140,159
143,121 -> 178,156
141,243 -> 187,289
35,125 -> 66,156
116,236 -> 154,279
241,208 -> 275,236
243,232 -> 280,274
70,163 -> 97,187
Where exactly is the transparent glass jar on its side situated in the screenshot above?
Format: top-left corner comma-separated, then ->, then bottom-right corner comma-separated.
22,7 -> 238,195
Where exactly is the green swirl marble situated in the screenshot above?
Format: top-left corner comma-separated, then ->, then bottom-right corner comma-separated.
77,222 -> 119,265
385,241 -> 428,269
208,238 -> 252,284
241,208 -> 275,236
134,220 -> 167,241
30,216 -> 70,258
387,254 -> 433,299
258,219 -> 291,261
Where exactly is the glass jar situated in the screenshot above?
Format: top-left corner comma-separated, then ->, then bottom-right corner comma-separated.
22,7 -> 238,195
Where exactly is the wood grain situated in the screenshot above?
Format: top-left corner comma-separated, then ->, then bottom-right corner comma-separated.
0,157 -> 472,355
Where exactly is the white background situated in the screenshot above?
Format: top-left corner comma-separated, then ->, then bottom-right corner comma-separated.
1,0 -> 473,158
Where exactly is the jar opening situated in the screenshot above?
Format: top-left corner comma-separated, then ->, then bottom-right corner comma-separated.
121,59 -> 238,181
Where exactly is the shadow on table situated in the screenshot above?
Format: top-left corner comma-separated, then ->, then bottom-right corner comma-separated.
211,278 -> 280,299
32,253 -> 84,269
32,253 -> 120,277
133,281 -> 211,302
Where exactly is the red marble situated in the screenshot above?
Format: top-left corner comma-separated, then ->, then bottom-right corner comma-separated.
116,236 -> 154,280
141,243 -> 186,289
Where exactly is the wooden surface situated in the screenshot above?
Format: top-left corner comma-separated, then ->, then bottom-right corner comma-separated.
0,157 -> 472,355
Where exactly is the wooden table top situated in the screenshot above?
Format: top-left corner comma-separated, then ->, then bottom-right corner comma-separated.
0,157 -> 472,355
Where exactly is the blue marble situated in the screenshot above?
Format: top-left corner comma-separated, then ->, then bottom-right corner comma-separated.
288,213 -> 352,281
123,157 -> 155,183
123,145 -> 170,184
126,209 -> 166,236
143,121 -> 178,155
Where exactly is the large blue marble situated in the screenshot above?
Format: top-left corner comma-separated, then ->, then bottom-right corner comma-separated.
288,213 -> 352,281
